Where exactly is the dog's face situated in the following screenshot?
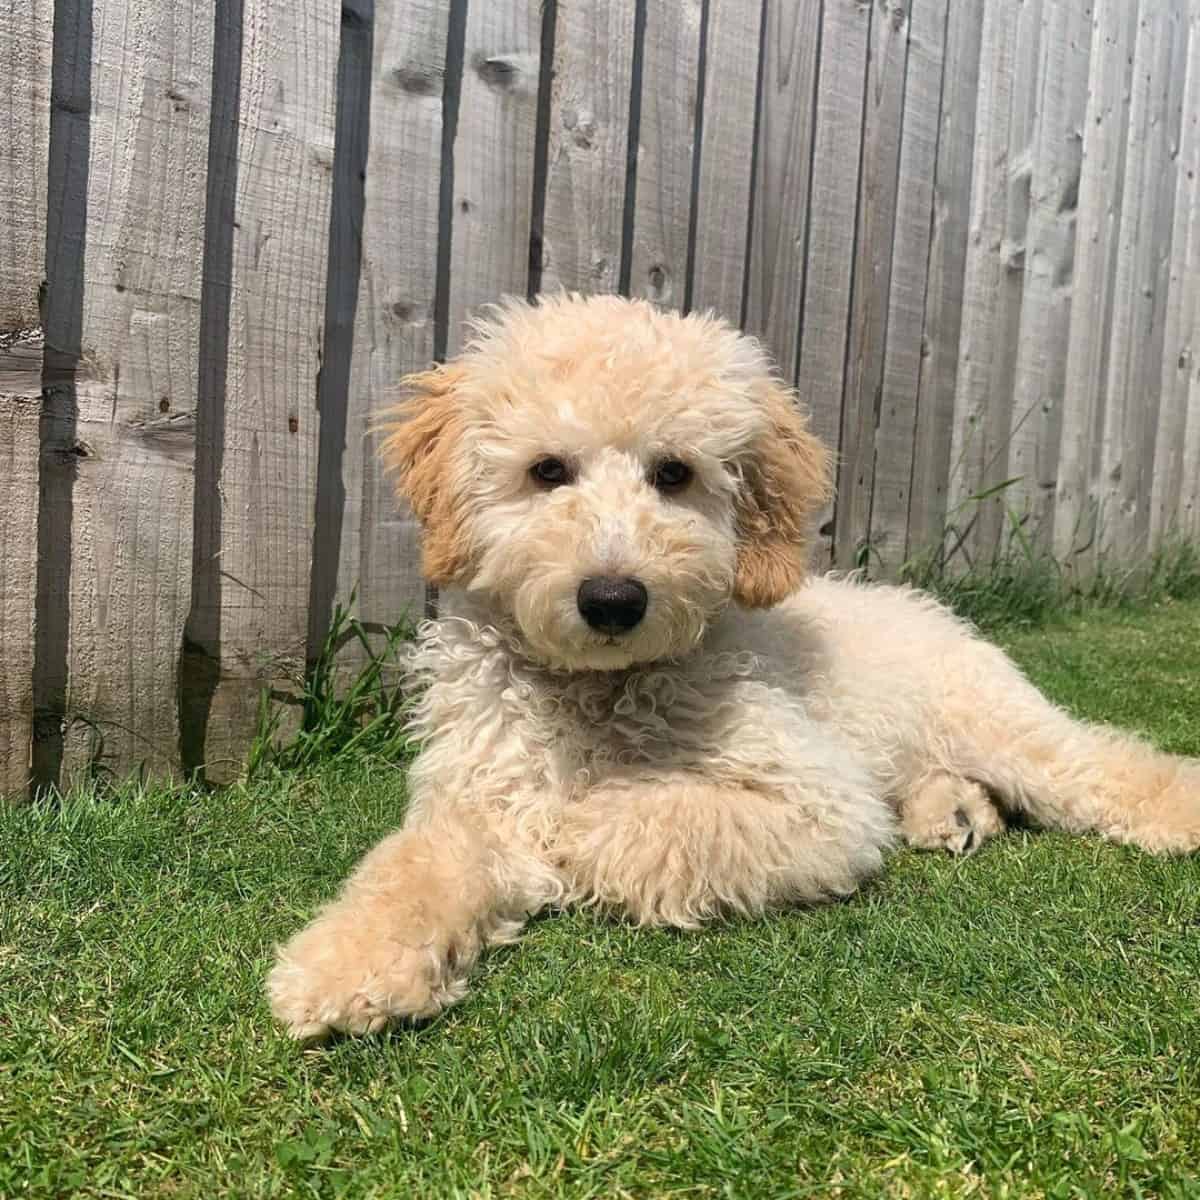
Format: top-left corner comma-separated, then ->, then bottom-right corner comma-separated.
382,296 -> 830,670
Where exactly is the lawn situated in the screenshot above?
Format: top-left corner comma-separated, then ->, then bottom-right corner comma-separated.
3,599 -> 1200,1198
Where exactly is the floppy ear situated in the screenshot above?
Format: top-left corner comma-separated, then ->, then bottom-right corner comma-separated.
734,382 -> 832,608
378,364 -> 473,586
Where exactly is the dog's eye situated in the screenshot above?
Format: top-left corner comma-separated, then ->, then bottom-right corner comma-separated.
530,456 -> 572,487
652,458 -> 693,493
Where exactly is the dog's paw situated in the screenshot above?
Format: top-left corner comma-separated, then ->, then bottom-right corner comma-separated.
901,774 -> 1004,856
266,914 -> 465,1041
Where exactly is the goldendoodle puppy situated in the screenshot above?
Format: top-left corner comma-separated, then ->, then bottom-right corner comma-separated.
268,294 -> 1200,1039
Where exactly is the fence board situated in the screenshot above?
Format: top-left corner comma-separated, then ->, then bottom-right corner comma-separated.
323,0 -> 450,646
541,1 -> 637,296
797,0 -> 871,567
946,0 -> 1034,569
628,0 -> 701,310
1099,0 -> 1188,563
185,0 -> 339,781
741,0 -> 820,381
1053,0 -> 1140,568
869,0 -> 948,576
33,0 -> 214,790
1005,0 -> 1092,546
446,0 -> 542,351
1151,1 -> 1200,544
688,0 -> 763,322
833,0 -> 911,571
0,0 -> 52,330
906,0 -> 985,560
0,0 -> 50,797
0,338 -> 40,796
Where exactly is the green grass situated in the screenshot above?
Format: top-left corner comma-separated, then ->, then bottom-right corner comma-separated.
4,601 -> 1200,1198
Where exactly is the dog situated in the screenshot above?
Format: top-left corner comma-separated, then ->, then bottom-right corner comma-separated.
268,293 -> 1200,1039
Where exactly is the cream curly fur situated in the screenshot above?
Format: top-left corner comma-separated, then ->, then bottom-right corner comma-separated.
268,294 -> 1200,1040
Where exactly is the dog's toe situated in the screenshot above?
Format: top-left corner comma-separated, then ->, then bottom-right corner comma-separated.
902,775 -> 1004,856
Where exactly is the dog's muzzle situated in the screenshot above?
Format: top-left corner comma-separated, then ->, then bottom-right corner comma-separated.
577,576 -> 648,634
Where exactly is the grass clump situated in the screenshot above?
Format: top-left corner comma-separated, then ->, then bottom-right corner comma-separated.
248,599 -> 418,777
901,526 -> 1200,635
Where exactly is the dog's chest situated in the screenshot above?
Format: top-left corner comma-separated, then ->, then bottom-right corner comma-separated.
512,656 -> 763,784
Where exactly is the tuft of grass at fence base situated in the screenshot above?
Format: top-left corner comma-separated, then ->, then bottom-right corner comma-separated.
248,599 -> 419,777
900,517 -> 1200,634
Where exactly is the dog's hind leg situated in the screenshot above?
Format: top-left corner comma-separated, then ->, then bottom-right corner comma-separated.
899,772 -> 1005,855
941,667 -> 1200,854
267,814 -> 550,1040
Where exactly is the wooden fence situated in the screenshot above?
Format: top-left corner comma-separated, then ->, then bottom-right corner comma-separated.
2,0 -> 1199,796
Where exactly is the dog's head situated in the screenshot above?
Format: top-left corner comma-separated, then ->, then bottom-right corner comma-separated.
381,295 -> 830,670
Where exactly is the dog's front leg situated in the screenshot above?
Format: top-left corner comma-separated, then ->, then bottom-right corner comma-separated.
555,767 -> 895,928
267,812 -> 536,1039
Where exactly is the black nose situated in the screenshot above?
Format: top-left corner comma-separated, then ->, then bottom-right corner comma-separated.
577,576 -> 648,633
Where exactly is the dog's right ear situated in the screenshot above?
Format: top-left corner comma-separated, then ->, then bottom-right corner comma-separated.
379,364 -> 473,586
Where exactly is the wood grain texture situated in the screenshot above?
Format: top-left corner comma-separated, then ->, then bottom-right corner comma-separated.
0,0 -> 52,330
833,0 -> 911,571
540,0 -> 638,296
193,0 -> 339,781
1098,0 -> 1188,563
741,0 -> 820,381
0,337 -> 41,796
1053,0 -> 1140,568
687,0 -> 763,322
1005,0 -> 1092,546
796,0 -> 871,567
907,0 -> 985,560
946,0 -> 1031,570
628,0 -> 702,310
36,0 -> 215,788
446,0 -> 542,352
327,0 -> 450,643
868,0 -> 948,576
1151,0 -> 1200,544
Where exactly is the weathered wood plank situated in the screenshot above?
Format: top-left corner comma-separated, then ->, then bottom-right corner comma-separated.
34,0 -> 215,790
186,0 -> 339,782
1005,0 -> 1092,547
907,0 -> 985,561
741,0 -> 820,381
1151,0 -> 1200,545
446,0 -> 542,350
540,0 -> 638,296
833,0 -> 911,571
796,0 -> 871,567
0,0 -> 52,329
319,0 -> 449,650
1098,0 -> 1188,564
868,0 -> 948,576
1053,0 -> 1140,569
0,0 -> 50,797
946,0 -> 1034,570
0,337 -> 41,796
628,0 -> 701,310
687,0 -> 763,323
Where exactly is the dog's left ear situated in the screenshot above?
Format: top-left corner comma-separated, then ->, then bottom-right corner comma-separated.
734,382 -> 832,608
378,364 -> 474,585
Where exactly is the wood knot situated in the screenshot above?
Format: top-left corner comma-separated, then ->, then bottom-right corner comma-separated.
474,54 -> 517,90
391,63 -> 440,96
